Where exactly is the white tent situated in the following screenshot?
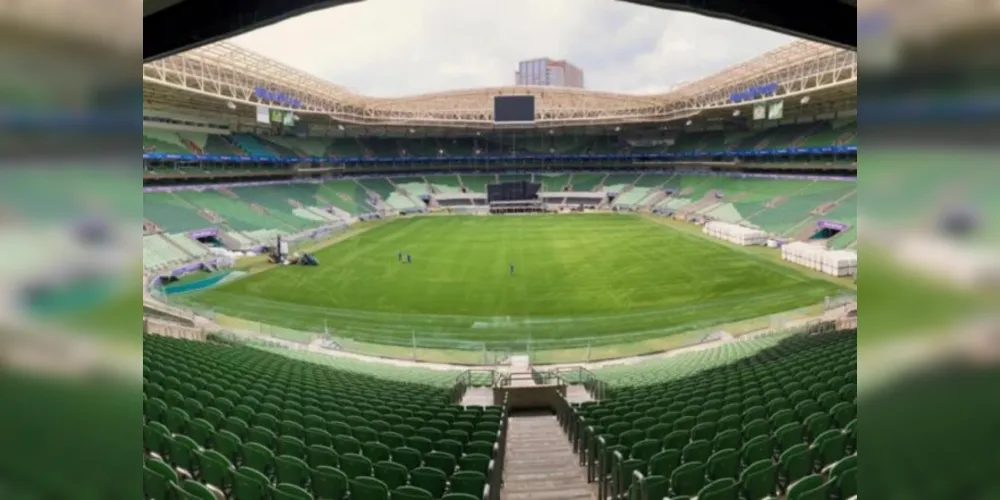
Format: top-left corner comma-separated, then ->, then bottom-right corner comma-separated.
703,221 -> 768,246
781,242 -> 857,276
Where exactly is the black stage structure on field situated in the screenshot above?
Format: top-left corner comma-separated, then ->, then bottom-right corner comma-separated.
145,0 -> 854,62
487,180 -> 544,214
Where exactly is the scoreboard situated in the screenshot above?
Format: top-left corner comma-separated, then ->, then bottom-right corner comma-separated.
493,95 -> 535,124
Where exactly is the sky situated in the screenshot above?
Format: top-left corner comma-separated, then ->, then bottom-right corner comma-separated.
231,0 -> 796,97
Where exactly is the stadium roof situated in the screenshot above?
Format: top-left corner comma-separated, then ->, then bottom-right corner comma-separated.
143,40 -> 856,128
144,0 -> 855,62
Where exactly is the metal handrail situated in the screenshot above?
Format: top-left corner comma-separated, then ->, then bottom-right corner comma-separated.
553,365 -> 607,401
451,368 -> 501,402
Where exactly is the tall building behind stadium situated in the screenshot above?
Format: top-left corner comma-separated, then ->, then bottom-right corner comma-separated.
515,58 -> 585,88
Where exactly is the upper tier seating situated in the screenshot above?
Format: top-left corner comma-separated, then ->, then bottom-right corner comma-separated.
231,134 -> 279,157
144,130 -> 191,154
145,118 -> 855,164
329,138 -> 367,157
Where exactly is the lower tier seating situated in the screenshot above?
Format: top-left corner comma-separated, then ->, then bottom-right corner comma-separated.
566,330 -> 856,500
144,335 -> 503,500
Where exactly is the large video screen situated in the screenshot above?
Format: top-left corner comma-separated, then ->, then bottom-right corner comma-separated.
493,95 -> 535,123
487,181 -> 541,201
269,108 -> 296,126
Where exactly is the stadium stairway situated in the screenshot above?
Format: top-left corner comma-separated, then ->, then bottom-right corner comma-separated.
502,413 -> 596,500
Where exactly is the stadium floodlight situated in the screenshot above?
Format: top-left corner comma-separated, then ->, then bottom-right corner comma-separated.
685,120 -> 692,126
733,110 -> 741,117
438,149 -> 444,155
549,129 -> 554,135
408,128 -> 415,134
337,124 -> 344,131
226,101 -> 236,110
801,96 -> 811,104
614,126 -> 621,132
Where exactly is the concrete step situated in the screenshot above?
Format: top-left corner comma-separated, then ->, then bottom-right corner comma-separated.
501,413 -> 595,500
565,385 -> 594,404
460,387 -> 494,406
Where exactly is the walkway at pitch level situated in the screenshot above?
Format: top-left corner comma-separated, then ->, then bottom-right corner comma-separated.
501,412 -> 597,500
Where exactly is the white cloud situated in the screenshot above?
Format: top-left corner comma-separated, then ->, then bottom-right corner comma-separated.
230,0 -> 797,97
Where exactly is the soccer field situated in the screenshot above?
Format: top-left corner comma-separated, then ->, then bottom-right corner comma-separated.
186,214 -> 845,349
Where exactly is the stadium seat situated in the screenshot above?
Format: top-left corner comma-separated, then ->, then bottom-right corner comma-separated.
566,330 -> 855,500
143,334 -> 506,500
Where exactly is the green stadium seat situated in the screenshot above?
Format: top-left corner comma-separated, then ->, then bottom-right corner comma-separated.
275,455 -> 311,488
670,461 -> 705,497
457,453 -> 491,476
170,480 -> 217,500
144,457 -> 178,500
448,470 -> 486,497
779,444 -> 812,489
707,448 -> 740,480
410,467 -> 448,498
350,476 -> 390,500
339,453 -> 373,479
713,429 -> 741,453
697,477 -> 739,500
739,459 -> 777,500
167,434 -> 199,474
310,465 -> 348,499
233,466 -> 270,500
682,439 -> 711,463
786,474 -> 831,500
391,447 -> 423,472
392,485 -> 433,500
195,449 -> 234,492
810,429 -> 847,470
441,493 -> 479,500
835,465 -> 856,498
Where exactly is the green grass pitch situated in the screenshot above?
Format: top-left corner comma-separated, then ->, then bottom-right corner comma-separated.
185,214 -> 845,349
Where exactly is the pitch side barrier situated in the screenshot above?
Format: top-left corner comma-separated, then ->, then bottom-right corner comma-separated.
142,145 -> 856,165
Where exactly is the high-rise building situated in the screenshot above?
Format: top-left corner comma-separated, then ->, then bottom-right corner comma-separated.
515,58 -> 584,89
